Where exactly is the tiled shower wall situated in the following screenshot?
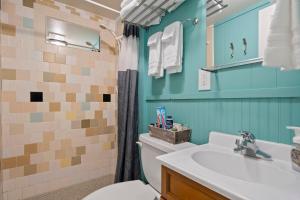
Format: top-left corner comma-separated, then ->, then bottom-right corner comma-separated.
0,0 -> 118,199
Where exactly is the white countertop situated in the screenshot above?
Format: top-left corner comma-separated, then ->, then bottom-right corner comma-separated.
157,132 -> 300,200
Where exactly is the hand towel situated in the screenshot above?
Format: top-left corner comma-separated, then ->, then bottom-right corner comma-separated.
148,32 -> 164,78
161,21 -> 183,74
263,0 -> 300,70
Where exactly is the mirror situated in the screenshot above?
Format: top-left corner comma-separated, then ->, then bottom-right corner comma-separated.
46,17 -> 100,52
206,0 -> 264,69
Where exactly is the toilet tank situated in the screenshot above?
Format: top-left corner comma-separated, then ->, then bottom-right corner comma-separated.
139,134 -> 195,193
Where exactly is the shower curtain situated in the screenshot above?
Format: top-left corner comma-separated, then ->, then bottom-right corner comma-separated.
115,23 -> 141,182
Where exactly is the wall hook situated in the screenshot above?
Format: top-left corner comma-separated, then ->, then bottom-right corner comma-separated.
230,42 -> 234,59
243,38 -> 247,55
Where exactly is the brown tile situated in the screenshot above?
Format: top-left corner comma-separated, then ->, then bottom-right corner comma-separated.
16,155 -> 30,167
43,52 -> 55,63
76,146 -> 86,155
71,156 -> 81,166
1,69 -> 16,80
81,119 -> 90,128
23,0 -> 36,8
2,157 -> 17,169
43,72 -> 66,83
24,164 -> 37,176
1,23 -> 16,36
24,143 -> 38,154
55,54 -> 66,64
54,74 -> 66,83
49,102 -> 61,112
86,128 -> 101,136
66,93 -> 76,102
95,111 -> 103,119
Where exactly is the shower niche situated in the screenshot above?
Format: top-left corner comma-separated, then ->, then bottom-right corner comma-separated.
46,17 -> 100,52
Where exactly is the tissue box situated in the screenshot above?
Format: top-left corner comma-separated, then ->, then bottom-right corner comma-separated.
148,126 -> 191,144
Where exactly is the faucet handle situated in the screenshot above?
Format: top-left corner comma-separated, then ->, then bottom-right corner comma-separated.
239,131 -> 256,143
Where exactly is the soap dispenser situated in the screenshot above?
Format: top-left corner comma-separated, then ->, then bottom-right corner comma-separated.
287,126 -> 300,172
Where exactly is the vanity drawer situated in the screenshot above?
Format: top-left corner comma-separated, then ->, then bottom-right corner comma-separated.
161,166 -> 229,200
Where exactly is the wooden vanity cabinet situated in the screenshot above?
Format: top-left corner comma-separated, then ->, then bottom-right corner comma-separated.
161,166 -> 229,200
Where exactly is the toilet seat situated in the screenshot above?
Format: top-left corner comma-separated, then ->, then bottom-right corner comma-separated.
83,180 -> 160,200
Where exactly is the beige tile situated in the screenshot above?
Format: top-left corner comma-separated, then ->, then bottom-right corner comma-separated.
37,162 -> 49,173
9,124 -> 24,135
16,70 -> 31,80
38,143 -> 50,152
60,158 -> 71,168
71,120 -> 81,129
91,85 -> 99,94
43,131 -> 55,142
49,102 -> 61,112
9,166 -> 24,179
1,23 -> 16,36
55,54 -> 66,64
43,52 -> 56,63
2,91 -> 16,102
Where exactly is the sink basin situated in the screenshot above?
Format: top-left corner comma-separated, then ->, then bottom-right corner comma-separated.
157,131 -> 300,200
191,150 -> 297,188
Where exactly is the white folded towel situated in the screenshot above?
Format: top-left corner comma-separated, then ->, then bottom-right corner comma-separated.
148,32 -> 164,78
263,0 -> 300,70
162,21 -> 183,74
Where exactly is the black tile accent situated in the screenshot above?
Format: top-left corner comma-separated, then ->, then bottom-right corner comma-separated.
30,92 -> 43,102
103,94 -> 111,102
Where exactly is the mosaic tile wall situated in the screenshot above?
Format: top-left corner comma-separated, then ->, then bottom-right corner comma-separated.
0,0 -> 118,199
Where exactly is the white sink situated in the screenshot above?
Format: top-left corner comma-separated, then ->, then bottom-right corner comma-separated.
191,150 -> 298,188
157,131 -> 300,200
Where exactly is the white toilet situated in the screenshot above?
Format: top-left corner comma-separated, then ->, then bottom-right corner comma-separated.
83,133 -> 195,200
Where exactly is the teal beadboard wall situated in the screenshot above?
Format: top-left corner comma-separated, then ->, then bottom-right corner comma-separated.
138,0 -> 300,145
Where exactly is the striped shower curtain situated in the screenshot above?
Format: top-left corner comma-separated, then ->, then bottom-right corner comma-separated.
115,24 -> 141,182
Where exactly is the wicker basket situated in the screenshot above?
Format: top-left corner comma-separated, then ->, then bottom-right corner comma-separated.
148,126 -> 191,144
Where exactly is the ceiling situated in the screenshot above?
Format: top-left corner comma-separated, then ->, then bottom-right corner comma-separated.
55,0 -> 122,20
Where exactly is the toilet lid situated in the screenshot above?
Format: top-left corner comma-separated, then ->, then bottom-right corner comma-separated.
83,180 -> 160,200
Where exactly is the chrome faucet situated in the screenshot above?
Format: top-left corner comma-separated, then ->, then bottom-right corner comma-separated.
234,131 -> 272,160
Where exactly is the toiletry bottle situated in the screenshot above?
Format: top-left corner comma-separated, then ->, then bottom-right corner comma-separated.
287,126 -> 300,172
166,116 -> 173,129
